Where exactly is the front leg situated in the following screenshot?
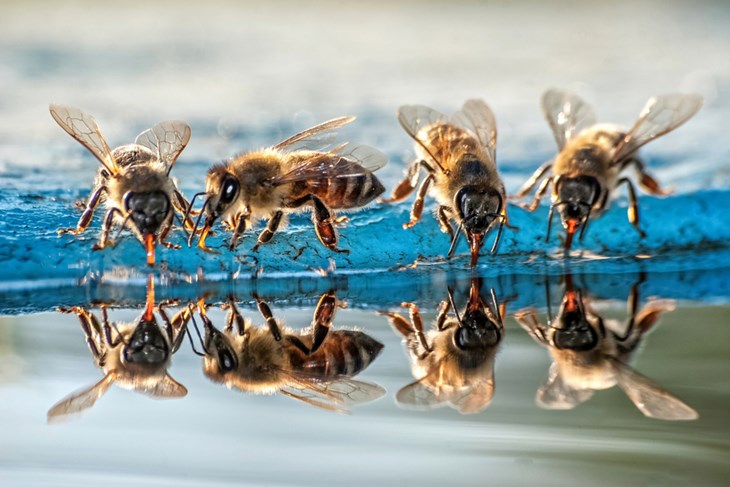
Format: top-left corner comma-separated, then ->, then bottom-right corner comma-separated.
252,211 -> 284,252
253,293 -> 282,341
92,208 -> 123,251
227,213 -> 249,251
58,185 -> 106,235
400,302 -> 431,353
617,177 -> 647,238
58,306 -> 103,359
518,176 -> 553,212
380,160 -> 421,203
513,308 -> 548,346
435,299 -> 451,330
311,195 -> 349,254
437,206 -> 454,241
223,299 -> 246,336
159,219 -> 181,249
626,158 -> 673,196
173,189 -> 196,232
512,161 -> 552,200
403,174 -> 434,229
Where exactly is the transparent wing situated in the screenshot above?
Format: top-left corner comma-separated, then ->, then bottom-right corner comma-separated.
612,359 -> 698,420
452,379 -> 495,414
272,115 -> 356,153
395,378 -> 447,410
611,94 -> 703,164
536,363 -> 594,410
135,120 -> 192,174
452,98 -> 497,163
47,374 -> 114,423
267,143 -> 387,186
135,373 -> 188,398
397,104 -> 450,172
281,376 -> 385,413
541,89 -> 597,149
49,104 -> 118,174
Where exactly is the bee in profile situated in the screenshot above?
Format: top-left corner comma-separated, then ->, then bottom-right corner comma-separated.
48,276 -> 193,421
50,104 -> 193,266
384,100 -> 512,266
193,291 -> 385,413
379,278 -> 505,414
514,274 -> 698,420
189,116 -> 387,253
513,90 -> 702,249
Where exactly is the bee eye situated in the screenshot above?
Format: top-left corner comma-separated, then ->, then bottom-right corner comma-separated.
220,177 -> 239,205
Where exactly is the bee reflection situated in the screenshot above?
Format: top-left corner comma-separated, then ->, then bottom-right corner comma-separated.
48,276 -> 193,422
379,278 -> 505,414
515,274 -> 697,420
191,291 -> 385,413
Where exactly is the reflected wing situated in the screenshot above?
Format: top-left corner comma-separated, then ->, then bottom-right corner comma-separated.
281,376 -> 385,413
611,358 -> 698,420
611,94 -> 702,164
47,373 -> 115,423
272,116 -> 356,152
395,378 -> 447,410
267,143 -> 387,186
541,89 -> 597,149
136,373 -> 188,399
452,99 -> 497,164
452,378 -> 495,414
135,120 -> 192,174
536,364 -> 594,410
49,104 -> 118,175
397,104 -> 450,172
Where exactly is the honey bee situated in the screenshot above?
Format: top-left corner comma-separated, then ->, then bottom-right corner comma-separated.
384,100 -> 512,267
514,274 -> 698,420
513,90 -> 702,249
48,276 -> 193,421
189,116 -> 387,253
50,104 -> 194,266
379,278 -> 505,414
192,291 -> 385,413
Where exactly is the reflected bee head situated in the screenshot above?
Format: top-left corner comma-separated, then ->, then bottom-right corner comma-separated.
552,175 -> 601,248
122,317 -> 170,367
454,308 -> 502,351
455,185 -> 504,265
552,310 -> 599,351
201,318 -> 239,378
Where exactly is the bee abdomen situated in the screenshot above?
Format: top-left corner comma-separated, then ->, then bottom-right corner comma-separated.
306,172 -> 385,210
297,330 -> 383,379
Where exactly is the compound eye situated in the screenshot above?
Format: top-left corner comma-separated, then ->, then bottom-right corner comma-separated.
220,176 -> 239,205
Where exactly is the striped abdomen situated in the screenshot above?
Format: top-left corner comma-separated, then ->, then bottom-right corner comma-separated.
287,330 -> 384,380
288,159 -> 385,209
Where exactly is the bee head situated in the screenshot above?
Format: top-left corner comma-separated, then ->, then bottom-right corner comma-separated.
552,176 -> 601,248
123,190 -> 171,236
203,318 -> 239,374
122,318 -> 170,366
552,310 -> 599,351
454,186 -> 503,266
205,165 -> 240,221
453,309 -> 502,351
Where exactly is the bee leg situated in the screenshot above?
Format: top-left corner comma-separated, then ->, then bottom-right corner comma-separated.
173,190 -> 197,232
59,307 -> 103,359
400,302 -> 432,353
252,211 -> 283,252
437,206 -> 454,240
513,308 -> 549,345
380,160 -> 421,203
92,208 -> 123,251
100,306 -> 124,347
58,185 -> 106,235
403,174 -> 434,229
309,290 -> 336,354
159,301 -> 194,353
311,196 -> 349,254
224,299 -> 246,336
518,176 -> 553,212
501,206 -> 519,231
617,177 -> 647,238
334,215 -> 349,226
377,309 -> 412,336
512,161 -> 552,199
228,214 -> 248,251
435,299 -> 452,330
253,293 -> 282,341
627,158 -> 673,196
159,222 -> 181,250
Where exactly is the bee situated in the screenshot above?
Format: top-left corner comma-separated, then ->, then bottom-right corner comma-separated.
48,276 -> 193,421
50,104 -> 194,266
513,90 -> 702,249
189,116 -> 387,253
192,291 -> 385,413
379,278 -> 505,414
383,100 -> 512,267
514,274 -> 698,420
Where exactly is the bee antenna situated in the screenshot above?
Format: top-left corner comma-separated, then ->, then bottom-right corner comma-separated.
490,288 -> 502,324
546,203 -> 558,242
181,191 -> 208,238
188,196 -> 212,247
579,206 -> 593,241
447,221 -> 464,258
186,313 -> 207,356
112,214 -> 134,242
447,286 -> 463,325
112,322 -> 130,347
490,217 -> 505,254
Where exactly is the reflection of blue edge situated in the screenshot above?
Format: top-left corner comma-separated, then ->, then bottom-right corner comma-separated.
1,189 -> 729,312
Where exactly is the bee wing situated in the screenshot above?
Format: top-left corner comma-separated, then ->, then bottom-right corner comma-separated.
611,358 -> 698,420
611,94 -> 702,164
135,120 -> 192,174
49,104 -> 119,175
395,378 -> 447,410
271,115 -> 356,153
47,373 -> 115,423
397,104 -> 451,173
452,99 -> 498,164
452,379 -> 495,414
266,143 -> 387,186
281,375 -> 385,413
541,89 -> 597,149
536,363 -> 594,410
136,373 -> 188,399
